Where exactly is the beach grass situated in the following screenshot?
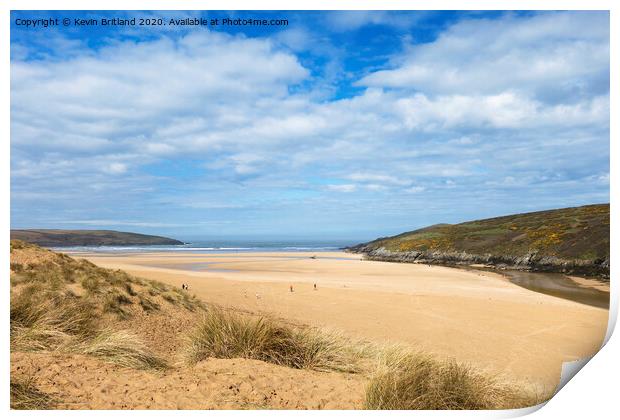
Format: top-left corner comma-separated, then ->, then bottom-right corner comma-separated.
10,376 -> 54,410
183,307 -> 361,372
183,308 -> 547,409
75,329 -> 168,370
10,285 -> 167,370
10,284 -> 97,352
364,346 -> 546,409
9,240 -> 187,370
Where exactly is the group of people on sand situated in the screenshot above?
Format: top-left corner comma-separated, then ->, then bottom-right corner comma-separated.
181,283 -> 190,290
288,283 -> 318,292
246,283 -> 319,300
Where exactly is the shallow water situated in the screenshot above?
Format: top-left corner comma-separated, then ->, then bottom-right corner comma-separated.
143,255 -> 355,273
500,270 -> 609,309
149,262 -> 238,273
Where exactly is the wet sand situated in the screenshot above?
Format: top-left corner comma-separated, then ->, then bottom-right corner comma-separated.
462,265 -> 610,309
71,251 -> 609,389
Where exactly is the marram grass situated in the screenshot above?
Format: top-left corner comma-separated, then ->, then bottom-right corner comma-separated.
183,307 -> 361,372
364,346 -> 547,410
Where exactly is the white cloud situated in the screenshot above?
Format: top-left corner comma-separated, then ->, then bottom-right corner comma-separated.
11,30 -> 309,156
104,163 -> 128,175
394,91 -> 608,130
327,184 -> 357,193
274,27 -> 314,51
144,142 -> 176,155
405,186 -> 426,194
229,153 -> 265,175
325,11 -> 424,31
59,219 -> 186,228
10,12 -> 609,233
358,12 -> 609,102
346,172 -> 410,186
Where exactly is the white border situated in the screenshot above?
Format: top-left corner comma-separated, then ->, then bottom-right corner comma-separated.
2,1 -> 616,419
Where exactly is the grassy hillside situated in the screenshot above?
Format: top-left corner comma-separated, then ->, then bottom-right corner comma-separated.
10,241 -> 545,409
10,229 -> 183,247
359,204 -> 609,259
349,204 -> 609,276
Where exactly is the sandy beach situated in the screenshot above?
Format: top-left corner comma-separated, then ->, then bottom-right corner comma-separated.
72,251 -> 609,389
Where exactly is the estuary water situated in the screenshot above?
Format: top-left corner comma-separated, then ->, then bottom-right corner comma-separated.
501,270 -> 609,309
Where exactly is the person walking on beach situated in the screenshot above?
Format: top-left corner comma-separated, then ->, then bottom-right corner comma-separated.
290,284 -> 294,293
313,283 -> 317,291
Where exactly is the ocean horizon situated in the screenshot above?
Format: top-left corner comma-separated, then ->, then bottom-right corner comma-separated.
51,239 -> 362,253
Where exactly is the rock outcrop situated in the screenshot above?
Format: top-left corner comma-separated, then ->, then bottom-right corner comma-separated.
346,245 -> 609,279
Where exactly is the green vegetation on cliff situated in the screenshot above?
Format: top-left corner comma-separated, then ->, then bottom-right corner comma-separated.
351,203 -> 609,267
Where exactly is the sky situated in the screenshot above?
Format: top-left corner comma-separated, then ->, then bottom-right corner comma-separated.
10,10 -> 610,241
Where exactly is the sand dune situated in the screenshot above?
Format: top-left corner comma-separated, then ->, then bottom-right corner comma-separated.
12,352 -> 364,409
77,251 -> 609,389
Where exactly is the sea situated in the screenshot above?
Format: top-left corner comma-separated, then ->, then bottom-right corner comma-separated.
51,239 -> 363,254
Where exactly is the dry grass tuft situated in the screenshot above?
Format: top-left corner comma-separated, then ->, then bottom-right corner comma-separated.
11,286 -> 166,371
10,240 -> 206,373
11,286 -> 97,352
139,295 -> 161,312
10,252 -> 169,372
75,329 -> 168,370
364,347 -> 546,410
10,376 -> 54,410
184,308 -> 360,372
103,291 -> 133,319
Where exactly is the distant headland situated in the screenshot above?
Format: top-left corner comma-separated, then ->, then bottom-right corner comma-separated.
10,229 -> 184,247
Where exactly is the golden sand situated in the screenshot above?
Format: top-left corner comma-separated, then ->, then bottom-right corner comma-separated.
74,251 -> 609,389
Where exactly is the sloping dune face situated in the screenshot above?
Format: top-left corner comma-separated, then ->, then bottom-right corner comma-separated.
11,352 -> 365,409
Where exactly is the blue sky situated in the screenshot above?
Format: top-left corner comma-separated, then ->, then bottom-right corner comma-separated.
10,10 -> 609,241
